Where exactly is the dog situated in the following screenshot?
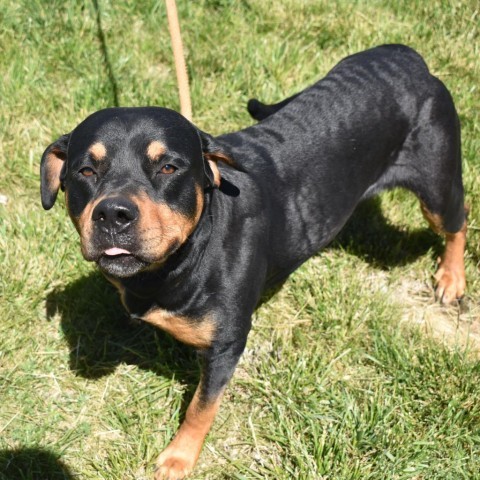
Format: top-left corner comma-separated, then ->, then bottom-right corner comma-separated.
40,44 -> 467,479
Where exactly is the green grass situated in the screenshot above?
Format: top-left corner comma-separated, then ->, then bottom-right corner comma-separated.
0,0 -> 479,478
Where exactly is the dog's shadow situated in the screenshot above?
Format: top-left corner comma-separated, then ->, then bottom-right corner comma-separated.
46,273 -> 198,389
332,196 -> 442,267
47,197 -> 441,384
0,448 -> 74,480
260,196 -> 441,306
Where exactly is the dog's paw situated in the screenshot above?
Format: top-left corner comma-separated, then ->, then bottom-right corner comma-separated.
154,445 -> 196,480
434,261 -> 466,304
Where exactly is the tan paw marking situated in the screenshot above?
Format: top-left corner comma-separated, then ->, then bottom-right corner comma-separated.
154,443 -> 197,480
153,388 -> 223,479
434,260 -> 466,304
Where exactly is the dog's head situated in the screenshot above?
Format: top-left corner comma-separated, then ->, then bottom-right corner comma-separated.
41,107 -> 231,278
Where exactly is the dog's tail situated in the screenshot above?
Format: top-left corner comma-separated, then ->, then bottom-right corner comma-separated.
247,92 -> 300,121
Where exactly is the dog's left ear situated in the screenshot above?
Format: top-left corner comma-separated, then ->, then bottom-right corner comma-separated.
199,130 -> 234,188
40,133 -> 70,210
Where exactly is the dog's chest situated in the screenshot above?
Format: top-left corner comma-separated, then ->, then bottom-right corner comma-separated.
108,277 -> 215,348
137,308 -> 215,349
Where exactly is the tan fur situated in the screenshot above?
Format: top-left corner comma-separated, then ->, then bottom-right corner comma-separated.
88,142 -> 107,161
207,159 -> 221,187
133,185 -> 204,263
71,195 -> 106,259
421,202 -> 468,303
204,151 -> 235,188
147,140 -> 166,161
155,385 -> 224,479
420,202 -> 445,234
204,150 -> 235,167
434,221 -> 467,303
142,308 -> 215,348
44,151 -> 64,196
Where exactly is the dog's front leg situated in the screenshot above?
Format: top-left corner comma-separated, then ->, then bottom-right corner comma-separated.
154,339 -> 246,479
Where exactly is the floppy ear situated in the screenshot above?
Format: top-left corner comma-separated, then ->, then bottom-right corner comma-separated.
199,131 -> 234,188
40,133 -> 70,210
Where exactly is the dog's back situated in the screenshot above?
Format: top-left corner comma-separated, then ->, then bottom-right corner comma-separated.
218,44 -> 464,286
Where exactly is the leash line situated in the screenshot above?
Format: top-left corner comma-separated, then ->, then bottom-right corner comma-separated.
165,0 -> 192,121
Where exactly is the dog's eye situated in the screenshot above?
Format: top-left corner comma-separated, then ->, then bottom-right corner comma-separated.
79,167 -> 96,177
160,164 -> 177,175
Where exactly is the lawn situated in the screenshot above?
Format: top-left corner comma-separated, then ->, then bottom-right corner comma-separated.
0,0 -> 479,479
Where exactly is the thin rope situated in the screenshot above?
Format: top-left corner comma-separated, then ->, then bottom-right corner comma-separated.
165,0 -> 192,121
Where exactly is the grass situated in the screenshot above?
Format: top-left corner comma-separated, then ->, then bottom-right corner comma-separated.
0,0 -> 479,478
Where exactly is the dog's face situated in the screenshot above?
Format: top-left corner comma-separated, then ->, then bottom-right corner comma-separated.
41,107 -> 228,278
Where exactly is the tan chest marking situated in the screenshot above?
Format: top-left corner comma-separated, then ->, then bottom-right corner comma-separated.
143,308 -> 215,349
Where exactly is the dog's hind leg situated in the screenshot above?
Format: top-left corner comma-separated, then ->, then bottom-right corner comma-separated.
401,86 -> 468,303
420,201 -> 468,304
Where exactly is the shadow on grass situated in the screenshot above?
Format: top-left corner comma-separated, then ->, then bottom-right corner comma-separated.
46,273 -> 199,388
256,197 -> 442,305
332,196 -> 443,268
0,448 -> 73,480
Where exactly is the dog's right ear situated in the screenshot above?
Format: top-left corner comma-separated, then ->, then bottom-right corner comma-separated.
199,130 -> 235,188
40,133 -> 70,210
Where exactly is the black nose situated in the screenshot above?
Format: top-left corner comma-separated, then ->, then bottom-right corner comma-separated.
92,197 -> 139,233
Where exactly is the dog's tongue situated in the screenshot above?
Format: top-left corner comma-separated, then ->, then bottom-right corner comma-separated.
104,247 -> 131,256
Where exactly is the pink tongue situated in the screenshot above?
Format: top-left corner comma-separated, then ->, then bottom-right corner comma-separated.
104,247 -> 131,256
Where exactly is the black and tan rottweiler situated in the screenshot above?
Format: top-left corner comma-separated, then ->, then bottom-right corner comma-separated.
41,45 -> 467,479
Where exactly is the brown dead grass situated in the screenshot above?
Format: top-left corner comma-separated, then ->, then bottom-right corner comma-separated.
389,274 -> 480,355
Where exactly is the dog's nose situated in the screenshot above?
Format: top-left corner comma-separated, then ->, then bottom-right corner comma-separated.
92,197 -> 139,233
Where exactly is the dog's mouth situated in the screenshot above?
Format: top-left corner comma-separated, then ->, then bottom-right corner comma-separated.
94,239 -> 183,278
96,247 -> 150,278
85,234 -> 184,278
